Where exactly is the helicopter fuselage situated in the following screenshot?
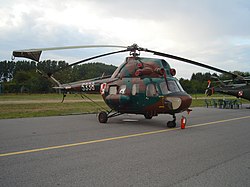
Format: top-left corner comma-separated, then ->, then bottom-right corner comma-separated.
102,77 -> 192,116
214,84 -> 250,101
60,56 -> 192,117
100,56 -> 192,116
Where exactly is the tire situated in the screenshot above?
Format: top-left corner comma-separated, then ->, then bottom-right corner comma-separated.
167,121 -> 176,128
144,112 -> 153,119
98,111 -> 108,123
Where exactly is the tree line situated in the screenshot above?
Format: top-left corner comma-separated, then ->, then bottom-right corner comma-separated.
0,60 -> 117,93
0,60 -> 249,94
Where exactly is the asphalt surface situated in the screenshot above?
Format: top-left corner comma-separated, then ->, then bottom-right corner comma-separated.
0,107 -> 250,187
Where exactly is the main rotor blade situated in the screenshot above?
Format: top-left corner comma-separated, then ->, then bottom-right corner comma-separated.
48,49 -> 129,76
145,49 -> 243,80
12,45 -> 128,62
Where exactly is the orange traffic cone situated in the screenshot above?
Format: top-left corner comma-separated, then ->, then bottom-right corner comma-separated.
181,116 -> 186,129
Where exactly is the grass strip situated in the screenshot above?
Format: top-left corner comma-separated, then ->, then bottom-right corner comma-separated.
0,94 -> 247,119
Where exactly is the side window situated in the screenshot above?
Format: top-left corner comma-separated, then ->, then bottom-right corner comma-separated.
146,84 -> 158,97
119,85 -> 126,94
132,84 -> 139,95
109,86 -> 117,95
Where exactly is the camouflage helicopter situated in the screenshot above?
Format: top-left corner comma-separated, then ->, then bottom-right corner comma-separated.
12,44 -> 242,127
206,75 -> 250,101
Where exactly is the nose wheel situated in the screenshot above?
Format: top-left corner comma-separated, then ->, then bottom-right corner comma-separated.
167,114 -> 176,128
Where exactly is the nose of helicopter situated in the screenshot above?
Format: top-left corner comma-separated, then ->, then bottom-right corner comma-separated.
164,93 -> 192,112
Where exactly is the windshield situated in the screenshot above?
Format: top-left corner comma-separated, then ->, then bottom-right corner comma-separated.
159,80 -> 184,94
159,82 -> 169,94
168,81 -> 181,92
176,80 -> 185,92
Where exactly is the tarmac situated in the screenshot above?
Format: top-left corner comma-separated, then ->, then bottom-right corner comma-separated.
0,107 -> 250,186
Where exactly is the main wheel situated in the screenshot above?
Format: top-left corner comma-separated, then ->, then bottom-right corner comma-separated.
144,112 -> 153,119
167,121 -> 176,128
98,111 -> 108,123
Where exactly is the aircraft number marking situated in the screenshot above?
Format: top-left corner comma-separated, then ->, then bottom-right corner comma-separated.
82,82 -> 95,92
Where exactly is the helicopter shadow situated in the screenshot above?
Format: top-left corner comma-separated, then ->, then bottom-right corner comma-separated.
107,114 -> 181,129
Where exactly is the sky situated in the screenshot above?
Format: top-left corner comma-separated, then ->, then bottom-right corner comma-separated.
1,0 -> 250,79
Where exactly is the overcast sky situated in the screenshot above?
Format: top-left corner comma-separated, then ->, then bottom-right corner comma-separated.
1,0 -> 250,79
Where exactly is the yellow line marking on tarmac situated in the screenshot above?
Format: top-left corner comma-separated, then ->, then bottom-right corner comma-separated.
186,115 -> 250,129
1,115 -> 250,157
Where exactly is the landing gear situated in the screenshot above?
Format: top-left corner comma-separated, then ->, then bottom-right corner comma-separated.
98,111 -> 108,123
98,111 -> 123,123
167,121 -> 176,128
167,114 -> 176,128
144,112 -> 153,119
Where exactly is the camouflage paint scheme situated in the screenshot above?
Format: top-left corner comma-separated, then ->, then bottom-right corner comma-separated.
60,56 -> 192,116
208,84 -> 250,101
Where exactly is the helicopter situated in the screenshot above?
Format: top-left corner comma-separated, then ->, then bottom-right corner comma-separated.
12,44 -> 246,127
205,75 -> 250,101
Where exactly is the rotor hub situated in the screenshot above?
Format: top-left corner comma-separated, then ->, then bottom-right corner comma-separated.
127,43 -> 147,57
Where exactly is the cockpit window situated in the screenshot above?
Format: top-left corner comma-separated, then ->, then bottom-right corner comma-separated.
159,80 -> 184,94
176,81 -> 185,92
168,81 -> 180,92
159,82 -> 169,94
